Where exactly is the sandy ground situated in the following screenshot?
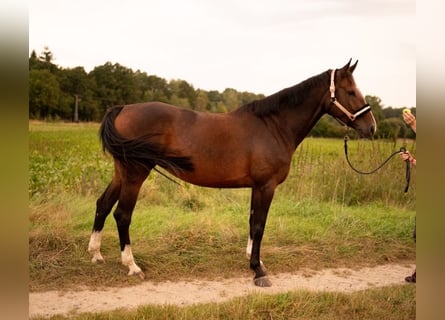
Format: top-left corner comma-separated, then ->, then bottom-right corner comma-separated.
29,263 -> 415,318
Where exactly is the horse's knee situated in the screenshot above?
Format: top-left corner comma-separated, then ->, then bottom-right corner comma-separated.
113,208 -> 132,227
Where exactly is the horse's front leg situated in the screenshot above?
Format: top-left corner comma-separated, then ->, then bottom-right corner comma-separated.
248,184 -> 275,287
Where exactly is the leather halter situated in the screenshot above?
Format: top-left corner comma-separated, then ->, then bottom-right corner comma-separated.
329,69 -> 371,123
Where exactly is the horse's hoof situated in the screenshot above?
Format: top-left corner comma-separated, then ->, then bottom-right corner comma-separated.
91,254 -> 105,264
254,276 -> 272,287
128,268 -> 145,280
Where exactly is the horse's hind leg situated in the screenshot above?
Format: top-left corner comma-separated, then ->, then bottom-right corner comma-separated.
88,172 -> 121,263
113,165 -> 149,278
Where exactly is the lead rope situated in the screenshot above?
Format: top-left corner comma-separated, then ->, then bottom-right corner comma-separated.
343,135 -> 411,192
153,167 -> 183,186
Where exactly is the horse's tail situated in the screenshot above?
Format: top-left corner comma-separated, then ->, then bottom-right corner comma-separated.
99,105 -> 194,173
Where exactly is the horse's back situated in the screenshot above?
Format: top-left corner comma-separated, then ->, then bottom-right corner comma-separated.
114,102 -> 197,139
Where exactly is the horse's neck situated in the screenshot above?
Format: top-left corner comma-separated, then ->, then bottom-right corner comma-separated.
274,89 -> 327,149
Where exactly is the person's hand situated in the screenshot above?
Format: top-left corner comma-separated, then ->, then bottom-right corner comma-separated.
402,111 -> 416,133
400,150 -> 416,165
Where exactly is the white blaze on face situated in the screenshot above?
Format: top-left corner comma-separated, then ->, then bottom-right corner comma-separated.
121,245 -> 142,276
88,231 -> 104,263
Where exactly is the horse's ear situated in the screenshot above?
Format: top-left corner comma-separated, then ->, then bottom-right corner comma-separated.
341,58 -> 352,71
349,60 -> 358,73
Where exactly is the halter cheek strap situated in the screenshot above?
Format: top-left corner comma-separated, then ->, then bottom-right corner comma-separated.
330,69 -> 371,122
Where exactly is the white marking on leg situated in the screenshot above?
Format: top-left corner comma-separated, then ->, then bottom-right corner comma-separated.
246,236 -> 265,267
246,237 -> 253,258
121,245 -> 143,278
88,231 -> 104,263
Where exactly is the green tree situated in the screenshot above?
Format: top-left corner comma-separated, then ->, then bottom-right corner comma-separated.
58,67 -> 100,121
375,107 -> 415,139
365,95 -> 384,125
310,115 -> 347,138
145,75 -> 169,102
89,62 -> 138,114
30,46 -> 59,73
29,50 -> 40,70
215,101 -> 228,113
376,117 -> 409,142
168,79 -> 196,108
207,90 -> 223,112
239,91 -> 264,106
29,69 -> 61,119
222,88 -> 239,111
382,107 -> 400,119
133,70 -> 150,102
30,48 -> 409,127
195,89 -> 210,111
39,46 -> 54,63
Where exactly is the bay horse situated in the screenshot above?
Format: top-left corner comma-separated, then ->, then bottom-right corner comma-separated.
88,60 -> 376,287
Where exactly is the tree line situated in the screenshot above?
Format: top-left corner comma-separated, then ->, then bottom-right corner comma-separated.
29,47 -> 415,140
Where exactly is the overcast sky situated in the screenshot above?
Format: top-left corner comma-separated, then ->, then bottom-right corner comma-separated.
29,0 -> 416,108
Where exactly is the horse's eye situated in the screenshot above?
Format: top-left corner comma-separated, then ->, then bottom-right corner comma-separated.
348,91 -> 356,96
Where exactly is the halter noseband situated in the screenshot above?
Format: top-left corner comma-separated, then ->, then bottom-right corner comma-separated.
330,69 -> 371,123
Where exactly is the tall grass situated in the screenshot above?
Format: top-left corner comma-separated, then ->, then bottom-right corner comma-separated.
287,137 -> 416,208
29,122 -> 111,198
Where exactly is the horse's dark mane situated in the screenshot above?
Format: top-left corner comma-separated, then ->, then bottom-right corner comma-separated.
238,70 -> 329,116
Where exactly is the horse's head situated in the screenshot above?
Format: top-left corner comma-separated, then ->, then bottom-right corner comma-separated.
326,60 -> 377,139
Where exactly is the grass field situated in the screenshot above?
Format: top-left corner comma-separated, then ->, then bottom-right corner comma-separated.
29,121 -> 416,319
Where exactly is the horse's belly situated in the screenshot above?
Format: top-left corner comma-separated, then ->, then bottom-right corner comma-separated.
167,164 -> 253,188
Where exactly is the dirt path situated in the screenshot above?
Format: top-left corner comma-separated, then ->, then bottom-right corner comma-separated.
29,263 -> 415,318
